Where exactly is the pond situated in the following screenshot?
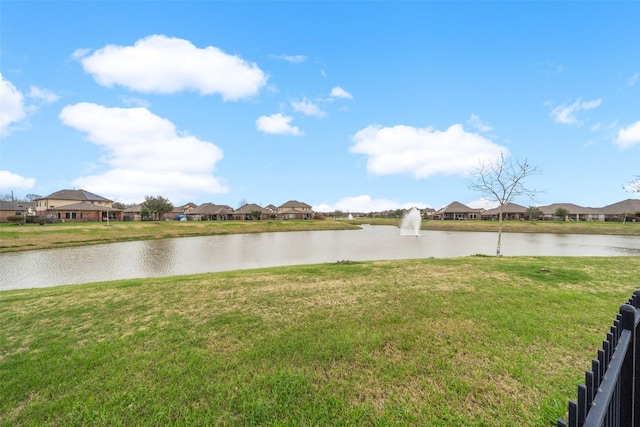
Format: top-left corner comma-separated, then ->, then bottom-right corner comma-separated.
1,225 -> 639,291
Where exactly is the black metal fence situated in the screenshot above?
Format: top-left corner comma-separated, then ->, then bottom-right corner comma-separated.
558,290 -> 640,427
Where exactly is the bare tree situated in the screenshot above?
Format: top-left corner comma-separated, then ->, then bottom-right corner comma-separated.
468,152 -> 541,256
627,175 -> 640,193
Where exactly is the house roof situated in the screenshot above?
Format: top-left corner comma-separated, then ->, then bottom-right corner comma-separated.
601,199 -> 640,215
537,203 -> 600,215
482,202 -> 528,216
190,203 -> 234,215
123,204 -> 143,213
45,202 -> 121,211
436,201 -> 476,214
236,203 -> 270,214
0,201 -> 35,211
38,189 -> 112,203
279,200 -> 312,209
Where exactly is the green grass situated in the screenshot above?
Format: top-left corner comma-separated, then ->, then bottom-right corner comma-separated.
0,220 -> 361,253
2,256 -> 639,426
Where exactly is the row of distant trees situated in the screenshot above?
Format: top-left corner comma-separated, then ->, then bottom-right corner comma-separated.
0,193 -> 42,202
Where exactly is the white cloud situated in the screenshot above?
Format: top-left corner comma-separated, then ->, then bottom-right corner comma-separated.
628,73 -> 639,86
270,54 -> 307,64
0,73 -> 27,136
77,34 -> 268,100
330,86 -> 353,100
71,48 -> 91,60
350,123 -> 507,178
28,86 -> 59,104
314,195 -> 430,213
120,96 -> 151,108
466,197 -> 498,210
615,120 -> 640,149
256,113 -> 303,136
59,102 -> 227,204
467,114 -> 493,133
0,170 -> 35,190
550,97 -> 602,125
291,98 -> 326,118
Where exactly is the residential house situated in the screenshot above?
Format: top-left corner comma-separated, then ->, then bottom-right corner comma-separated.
234,203 -> 272,220
169,202 -> 197,220
277,200 -> 314,220
481,202 -> 528,221
122,204 -> 144,221
421,208 -> 436,219
189,203 -> 234,221
600,198 -> 640,222
0,201 -> 36,223
538,203 -> 603,222
35,189 -> 121,222
432,201 -> 479,220
123,202 -> 195,221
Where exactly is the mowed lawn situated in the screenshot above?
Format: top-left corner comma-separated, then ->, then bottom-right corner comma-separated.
2,256 -> 640,426
0,220 -> 361,253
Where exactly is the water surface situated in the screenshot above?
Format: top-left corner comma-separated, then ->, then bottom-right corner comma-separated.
1,225 -> 639,291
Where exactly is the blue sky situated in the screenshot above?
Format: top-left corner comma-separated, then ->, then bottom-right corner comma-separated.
1,1 -> 639,212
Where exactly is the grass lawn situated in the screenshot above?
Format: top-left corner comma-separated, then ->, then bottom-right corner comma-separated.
2,256 -> 640,426
1,218 -> 638,254
0,220 -> 361,253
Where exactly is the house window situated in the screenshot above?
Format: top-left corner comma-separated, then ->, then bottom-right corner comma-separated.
65,212 -> 77,219
14,211 -> 22,216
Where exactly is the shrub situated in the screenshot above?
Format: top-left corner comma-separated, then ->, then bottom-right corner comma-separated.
7,215 -> 25,225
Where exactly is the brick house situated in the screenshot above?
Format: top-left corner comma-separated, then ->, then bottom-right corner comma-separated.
432,201 -> 480,220
481,202 -> 528,221
277,200 -> 314,220
233,203 -> 273,220
189,203 -> 234,220
600,199 -> 640,222
0,201 -> 36,223
35,189 -> 121,222
538,203 -> 603,222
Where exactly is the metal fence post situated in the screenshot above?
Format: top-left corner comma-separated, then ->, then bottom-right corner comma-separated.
633,290 -> 640,426
619,304 -> 636,426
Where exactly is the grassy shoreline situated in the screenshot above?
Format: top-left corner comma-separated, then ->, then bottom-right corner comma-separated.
1,218 -> 638,253
2,256 -> 640,425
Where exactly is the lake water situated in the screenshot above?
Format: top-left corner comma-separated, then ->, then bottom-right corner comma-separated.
1,225 -> 639,291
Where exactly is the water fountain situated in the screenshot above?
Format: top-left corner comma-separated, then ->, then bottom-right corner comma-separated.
399,207 -> 422,236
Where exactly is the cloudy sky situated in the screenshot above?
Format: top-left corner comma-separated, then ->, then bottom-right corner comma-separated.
1,2 -> 639,212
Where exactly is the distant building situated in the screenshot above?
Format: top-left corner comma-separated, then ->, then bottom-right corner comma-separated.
0,201 -> 36,223
35,189 -> 121,222
277,200 -> 314,220
432,201 -> 479,220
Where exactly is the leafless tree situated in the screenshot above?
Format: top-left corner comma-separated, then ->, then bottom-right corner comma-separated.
468,152 -> 541,256
627,175 -> 640,193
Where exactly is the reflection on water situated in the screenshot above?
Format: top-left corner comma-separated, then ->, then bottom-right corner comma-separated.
137,239 -> 177,275
1,225 -> 639,291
